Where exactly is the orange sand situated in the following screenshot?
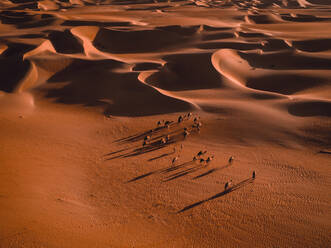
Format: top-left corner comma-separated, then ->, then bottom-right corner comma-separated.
0,0 -> 330,247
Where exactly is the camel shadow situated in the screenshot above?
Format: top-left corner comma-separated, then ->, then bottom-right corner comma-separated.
165,163 -> 232,182
148,150 -> 175,161
112,117 -> 197,145
115,123 -> 193,146
105,133 -> 175,158
161,160 -> 195,174
318,150 -> 331,155
105,140 -> 171,160
178,178 -> 255,213
113,126 -> 166,144
163,165 -> 202,182
127,171 -> 156,183
126,160 -> 195,183
105,124 -> 199,161
193,165 -> 230,179
105,129 -> 195,161
104,146 -> 133,156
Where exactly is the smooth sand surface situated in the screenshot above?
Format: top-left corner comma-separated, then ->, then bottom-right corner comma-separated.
0,0 -> 330,247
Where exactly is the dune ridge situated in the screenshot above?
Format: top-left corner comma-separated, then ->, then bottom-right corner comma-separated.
0,0 -> 330,247
1,0 -> 329,118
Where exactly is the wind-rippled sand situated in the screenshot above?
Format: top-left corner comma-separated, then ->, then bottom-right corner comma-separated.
0,0 -> 330,247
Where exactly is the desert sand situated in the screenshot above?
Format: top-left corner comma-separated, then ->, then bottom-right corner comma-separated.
0,0 -> 330,247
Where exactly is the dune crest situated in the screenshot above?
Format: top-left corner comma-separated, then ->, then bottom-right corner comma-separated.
1,1 -> 330,248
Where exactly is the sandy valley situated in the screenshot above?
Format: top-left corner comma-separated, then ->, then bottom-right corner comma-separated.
0,0 -> 330,247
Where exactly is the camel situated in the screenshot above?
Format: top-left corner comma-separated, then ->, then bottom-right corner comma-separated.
197,150 -> 207,157
206,156 -> 214,164
164,120 -> 171,128
224,182 -> 229,191
184,130 -> 190,139
224,179 -> 233,191
172,156 -> 179,165
160,137 -> 166,144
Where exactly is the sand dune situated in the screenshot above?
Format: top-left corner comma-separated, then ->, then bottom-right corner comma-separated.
1,0 -> 330,247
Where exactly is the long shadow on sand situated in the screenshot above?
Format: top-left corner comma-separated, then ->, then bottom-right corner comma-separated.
127,160 -> 196,183
148,151 -> 175,161
106,140 -> 172,160
106,129 -> 192,160
163,164 -> 204,182
318,150 -> 331,155
178,178 -> 255,213
127,154 -> 224,183
112,118 -> 192,144
112,125 -> 168,144
193,164 -> 230,179
106,122 -> 198,161
164,163 -> 232,182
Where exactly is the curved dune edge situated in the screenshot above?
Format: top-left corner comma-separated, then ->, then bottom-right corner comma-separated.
211,49 -> 249,87
0,0 -> 329,117
37,0 -> 59,11
14,60 -> 38,93
33,58 -> 194,116
23,40 -> 57,60
70,26 -> 165,64
1,1 -> 331,248
211,48 -> 331,98
138,70 -> 201,111
70,26 -> 100,58
4,27 -> 196,116
244,12 -> 285,25
20,40 -> 74,93
144,52 -> 224,91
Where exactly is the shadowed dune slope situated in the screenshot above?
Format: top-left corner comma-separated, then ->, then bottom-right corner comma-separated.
45,59 -> 193,116
287,100 -> 331,117
93,28 -> 188,53
0,58 -> 30,92
0,1 -> 331,248
145,53 -> 223,91
48,29 -> 84,54
0,0 -> 329,119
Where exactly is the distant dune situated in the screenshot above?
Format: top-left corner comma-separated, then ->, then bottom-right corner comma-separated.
0,0 -> 330,247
